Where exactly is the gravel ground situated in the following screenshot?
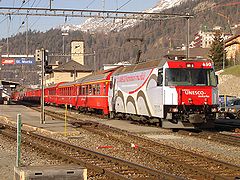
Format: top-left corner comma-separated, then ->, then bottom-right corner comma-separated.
51,108 -> 240,167
0,134 -> 65,180
24,123 -> 240,178
145,133 -> 240,166
1,111 -> 240,179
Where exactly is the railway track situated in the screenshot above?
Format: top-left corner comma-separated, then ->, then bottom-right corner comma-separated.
177,130 -> 240,147
0,123 -> 177,180
29,106 -> 240,179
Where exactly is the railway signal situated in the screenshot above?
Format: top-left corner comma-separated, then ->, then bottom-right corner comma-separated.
43,50 -> 52,74
35,49 -> 42,62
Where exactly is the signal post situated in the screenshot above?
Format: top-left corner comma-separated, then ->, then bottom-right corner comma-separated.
35,48 -> 47,124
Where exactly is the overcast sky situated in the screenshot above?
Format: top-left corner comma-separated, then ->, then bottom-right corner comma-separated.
0,0 -> 159,38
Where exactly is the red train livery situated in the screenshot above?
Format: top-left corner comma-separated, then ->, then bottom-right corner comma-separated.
13,59 -> 219,129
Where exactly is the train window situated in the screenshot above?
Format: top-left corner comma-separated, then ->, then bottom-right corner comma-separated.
78,86 -> 81,95
165,68 -> 217,86
92,84 -> 96,95
157,69 -> 163,86
82,87 -> 85,95
96,84 -> 100,95
86,86 -> 89,95
89,85 -> 92,95
110,77 -> 113,89
103,83 -> 106,95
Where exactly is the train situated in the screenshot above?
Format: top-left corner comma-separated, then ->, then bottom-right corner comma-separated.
11,59 -> 219,129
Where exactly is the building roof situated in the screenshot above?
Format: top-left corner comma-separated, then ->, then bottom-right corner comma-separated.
225,34 -> 240,44
53,60 -> 93,72
165,48 -> 211,60
0,80 -> 20,85
59,67 -> 121,87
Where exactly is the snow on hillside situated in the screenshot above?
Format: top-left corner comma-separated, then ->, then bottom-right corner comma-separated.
61,0 -> 188,33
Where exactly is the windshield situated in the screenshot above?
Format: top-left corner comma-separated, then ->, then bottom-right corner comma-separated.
165,68 -> 217,86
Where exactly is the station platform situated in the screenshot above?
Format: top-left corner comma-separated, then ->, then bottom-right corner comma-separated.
0,105 -> 79,136
0,104 -> 169,136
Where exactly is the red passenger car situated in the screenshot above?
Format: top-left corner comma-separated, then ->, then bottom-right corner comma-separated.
45,82 -> 65,105
57,68 -> 118,115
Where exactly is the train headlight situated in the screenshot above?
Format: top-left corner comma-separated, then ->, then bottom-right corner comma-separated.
228,108 -> 236,113
188,98 -> 193,104
170,107 -> 178,113
211,107 -> 218,112
186,63 -> 194,68
204,98 -> 208,104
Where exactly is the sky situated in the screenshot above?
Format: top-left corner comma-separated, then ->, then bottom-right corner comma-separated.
0,0 -> 160,39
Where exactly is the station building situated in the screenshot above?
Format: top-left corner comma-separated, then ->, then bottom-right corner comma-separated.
45,41 -> 93,86
225,34 -> 240,65
0,80 -> 19,104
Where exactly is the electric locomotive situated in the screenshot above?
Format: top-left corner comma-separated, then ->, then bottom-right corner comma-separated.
13,58 -> 218,129
108,59 -> 218,129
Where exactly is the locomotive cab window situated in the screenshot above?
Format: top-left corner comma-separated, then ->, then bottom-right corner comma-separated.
157,69 -> 163,86
165,68 -> 217,86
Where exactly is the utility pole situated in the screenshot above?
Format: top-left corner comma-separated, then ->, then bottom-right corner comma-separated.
26,15 -> 28,55
50,0 -> 53,9
62,32 -> 69,54
186,13 -> 190,61
223,43 -> 225,69
7,15 -> 10,55
126,37 -> 144,64
40,48 -> 45,124
93,51 -> 96,75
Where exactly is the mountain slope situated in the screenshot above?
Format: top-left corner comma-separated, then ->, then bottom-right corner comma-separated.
61,0 -> 188,33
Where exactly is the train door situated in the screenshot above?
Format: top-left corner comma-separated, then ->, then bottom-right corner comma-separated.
108,77 -> 116,116
146,68 -> 164,118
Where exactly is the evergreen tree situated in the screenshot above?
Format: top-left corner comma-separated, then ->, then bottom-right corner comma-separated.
209,30 -> 226,70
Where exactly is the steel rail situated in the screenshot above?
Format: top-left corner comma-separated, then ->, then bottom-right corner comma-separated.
29,106 -> 240,179
1,123 -> 177,180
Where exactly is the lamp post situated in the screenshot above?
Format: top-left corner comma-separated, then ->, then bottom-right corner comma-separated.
62,32 -> 69,54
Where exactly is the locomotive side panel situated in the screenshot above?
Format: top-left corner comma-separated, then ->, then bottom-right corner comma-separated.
109,68 -> 164,118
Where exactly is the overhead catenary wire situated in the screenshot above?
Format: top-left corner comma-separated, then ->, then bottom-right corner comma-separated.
0,0 -> 31,25
15,0 -> 38,33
